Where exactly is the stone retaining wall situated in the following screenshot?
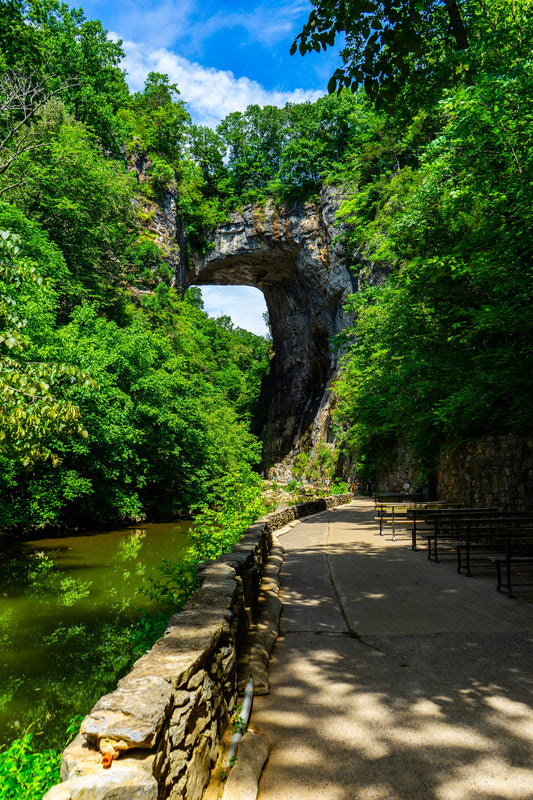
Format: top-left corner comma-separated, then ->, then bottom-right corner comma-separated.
44,494 -> 352,800
437,436 -> 533,511
374,435 -> 533,512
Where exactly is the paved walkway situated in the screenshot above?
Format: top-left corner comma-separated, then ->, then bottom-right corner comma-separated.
252,499 -> 533,800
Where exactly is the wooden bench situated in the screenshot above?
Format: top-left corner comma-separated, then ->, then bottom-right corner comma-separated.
421,511 -> 533,595
374,493 -> 423,508
455,518 -> 533,576
407,504 -> 457,550
421,508 -> 499,563
375,501 -> 448,542
491,532 -> 533,597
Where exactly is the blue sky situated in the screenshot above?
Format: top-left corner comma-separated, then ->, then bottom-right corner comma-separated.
74,0 -> 341,336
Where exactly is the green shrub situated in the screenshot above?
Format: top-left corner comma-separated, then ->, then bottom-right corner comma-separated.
0,730 -> 60,800
330,480 -> 349,494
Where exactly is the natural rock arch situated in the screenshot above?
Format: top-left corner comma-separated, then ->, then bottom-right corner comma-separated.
186,188 -> 357,476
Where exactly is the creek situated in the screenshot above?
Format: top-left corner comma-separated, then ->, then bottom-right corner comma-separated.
0,520 -> 191,751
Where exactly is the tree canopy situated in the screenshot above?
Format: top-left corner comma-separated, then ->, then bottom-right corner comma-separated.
2,0 -> 533,516
0,2 -> 273,529
302,0 -> 533,480
293,1 -> 533,108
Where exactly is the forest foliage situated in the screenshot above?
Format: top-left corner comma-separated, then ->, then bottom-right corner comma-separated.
2,0 -> 533,513
319,0 -> 533,480
0,0 -> 273,530
2,0 -> 533,794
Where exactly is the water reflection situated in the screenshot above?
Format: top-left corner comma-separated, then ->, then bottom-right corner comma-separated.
0,521 -> 191,748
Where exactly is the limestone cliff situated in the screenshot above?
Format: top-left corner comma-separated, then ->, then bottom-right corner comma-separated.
127,146 -> 184,288
186,187 -> 358,477
135,172 -> 363,476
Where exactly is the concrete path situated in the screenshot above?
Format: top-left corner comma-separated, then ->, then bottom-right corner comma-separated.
252,499 -> 533,800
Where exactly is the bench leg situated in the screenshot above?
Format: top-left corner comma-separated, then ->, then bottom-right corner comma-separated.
464,523 -> 472,576
496,560 -> 502,593
496,560 -> 515,598
465,533 -> 473,576
428,536 -> 439,562
506,557 -> 514,599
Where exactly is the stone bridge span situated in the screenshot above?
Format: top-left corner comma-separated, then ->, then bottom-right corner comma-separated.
186,188 -> 357,475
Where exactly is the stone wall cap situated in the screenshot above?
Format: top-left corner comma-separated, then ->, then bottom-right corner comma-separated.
82,675 -> 173,752
45,762 -> 158,800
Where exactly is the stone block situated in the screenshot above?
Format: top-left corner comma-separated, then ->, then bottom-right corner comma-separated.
187,669 -> 207,691
174,691 -> 191,708
171,691 -> 198,724
184,736 -> 212,800
47,752 -> 158,800
82,676 -> 173,753
169,717 -> 188,749
62,734 -> 100,781
169,773 -> 188,799
184,703 -> 210,749
169,750 -> 188,779
221,732 -> 270,800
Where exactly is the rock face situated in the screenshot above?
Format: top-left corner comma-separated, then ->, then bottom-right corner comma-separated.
187,187 -> 357,476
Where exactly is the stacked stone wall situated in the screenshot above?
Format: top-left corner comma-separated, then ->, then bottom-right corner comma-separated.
374,435 -> 533,512
44,494 -> 352,800
437,435 -> 533,511
374,438 -> 425,496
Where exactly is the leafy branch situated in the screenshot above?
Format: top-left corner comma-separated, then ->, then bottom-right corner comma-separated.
0,70 -> 78,192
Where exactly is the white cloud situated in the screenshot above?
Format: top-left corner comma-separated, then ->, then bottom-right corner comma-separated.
200,286 -> 269,337
191,1 -> 311,48
118,38 -> 323,126
110,0 -> 197,50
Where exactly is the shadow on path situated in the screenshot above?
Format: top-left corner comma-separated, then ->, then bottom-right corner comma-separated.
253,501 -> 533,800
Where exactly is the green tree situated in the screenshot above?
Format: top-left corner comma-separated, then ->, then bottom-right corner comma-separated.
0,219 -> 89,469
333,45 -> 533,476
187,124 -> 227,197
217,104 -> 286,201
3,102 -> 137,305
293,0 -> 533,107
0,0 -> 129,152
121,72 -> 190,167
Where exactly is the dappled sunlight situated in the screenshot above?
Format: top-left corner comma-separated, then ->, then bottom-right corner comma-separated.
410,698 -> 446,717
358,592 -> 386,600
253,503 -> 533,800
483,695 -> 533,741
256,636 -> 533,799
437,757 -> 533,800
389,720 -> 491,749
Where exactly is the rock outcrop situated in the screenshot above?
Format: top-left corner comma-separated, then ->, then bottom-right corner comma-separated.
133,169 -> 360,476
186,187 -> 357,477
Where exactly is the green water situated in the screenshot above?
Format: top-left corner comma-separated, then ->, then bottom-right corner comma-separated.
0,521 -> 191,750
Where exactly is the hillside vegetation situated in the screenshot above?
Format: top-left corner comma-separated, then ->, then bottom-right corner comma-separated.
0,1 -> 272,529
2,0 -> 533,518
1,1 -> 533,795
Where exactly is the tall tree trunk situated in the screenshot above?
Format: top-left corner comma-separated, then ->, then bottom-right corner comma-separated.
445,0 -> 470,50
